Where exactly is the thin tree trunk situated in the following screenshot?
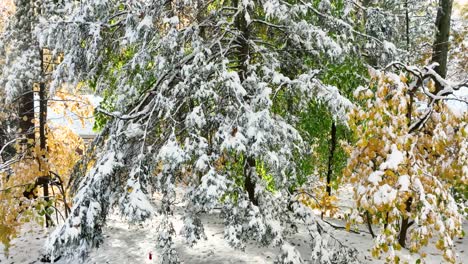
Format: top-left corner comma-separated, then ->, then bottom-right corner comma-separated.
39,81 -> 52,227
405,0 -> 410,52
431,0 -> 453,82
399,217 -> 410,247
325,121 -> 336,197
39,47 -> 52,227
365,211 -> 375,238
398,198 -> 413,247
16,0 -> 36,149
322,121 -> 337,220
399,71 -> 416,246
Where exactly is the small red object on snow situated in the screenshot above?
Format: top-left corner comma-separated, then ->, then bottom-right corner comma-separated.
149,252 -> 152,260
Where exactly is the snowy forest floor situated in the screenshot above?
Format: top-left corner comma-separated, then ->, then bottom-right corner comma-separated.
1,187 -> 467,264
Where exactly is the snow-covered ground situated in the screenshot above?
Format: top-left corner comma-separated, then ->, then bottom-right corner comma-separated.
1,189 -> 467,264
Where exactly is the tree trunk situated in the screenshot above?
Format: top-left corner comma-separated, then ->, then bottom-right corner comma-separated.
39,81 -> 52,227
399,217 -> 410,247
325,121 -> 336,196
233,0 -> 257,205
365,211 -> 375,238
398,198 -> 413,248
431,0 -> 453,81
15,0 -> 35,149
244,156 -> 257,206
405,0 -> 410,52
18,89 -> 35,147
39,48 -> 52,227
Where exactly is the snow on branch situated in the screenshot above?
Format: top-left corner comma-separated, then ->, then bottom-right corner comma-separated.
383,61 -> 468,132
36,0 -> 363,263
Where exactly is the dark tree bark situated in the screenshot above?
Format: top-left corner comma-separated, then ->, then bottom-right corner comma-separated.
244,156 -> 258,206
39,45 -> 52,227
325,121 -> 336,196
365,211 -> 375,238
405,0 -> 410,52
431,0 -> 453,81
398,198 -> 413,248
18,89 -> 35,147
39,80 -> 52,227
15,0 -> 36,148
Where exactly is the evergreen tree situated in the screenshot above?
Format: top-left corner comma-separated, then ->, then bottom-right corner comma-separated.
35,0 -> 381,262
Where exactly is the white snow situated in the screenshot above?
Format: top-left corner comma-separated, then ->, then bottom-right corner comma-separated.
100,151 -> 117,176
124,123 -> 144,138
446,88 -> 468,117
138,16 -> 153,30
383,40 -> 397,54
368,171 -> 384,186
157,133 -> 187,165
379,144 -> 404,171
185,106 -> 206,129
2,190 -> 467,264
373,184 -> 397,206
163,16 -> 179,25
279,243 -> 303,263
2,213 -> 467,264
398,175 -> 410,192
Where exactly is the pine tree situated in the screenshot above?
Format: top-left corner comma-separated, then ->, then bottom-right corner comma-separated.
35,0 -> 379,263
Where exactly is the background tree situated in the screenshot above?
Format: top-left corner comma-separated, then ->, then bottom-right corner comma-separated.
0,0 -> 16,163
432,0 -> 454,80
357,0 -> 439,66
448,0 -> 468,81
0,0 -> 92,252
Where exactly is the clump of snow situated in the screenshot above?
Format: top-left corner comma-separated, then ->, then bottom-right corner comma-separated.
185,106 -> 206,129
379,144 -> 404,171
398,175 -> 410,192
277,242 -> 304,264
138,15 -> 153,31
157,133 -> 187,167
373,184 -> 397,206
163,16 -> 179,26
125,123 -> 144,138
383,41 -> 396,54
368,171 -> 384,186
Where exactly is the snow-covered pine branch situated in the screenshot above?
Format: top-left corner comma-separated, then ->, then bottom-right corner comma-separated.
37,0 -> 365,263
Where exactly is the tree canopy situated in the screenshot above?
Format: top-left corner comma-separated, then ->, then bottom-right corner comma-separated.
0,0 -> 467,263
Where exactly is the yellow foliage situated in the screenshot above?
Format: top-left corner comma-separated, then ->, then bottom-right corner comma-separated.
47,124 -> 84,178
0,85 -> 89,252
0,124 -> 83,252
344,71 -> 466,263
49,87 -> 94,127
298,183 -> 340,218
